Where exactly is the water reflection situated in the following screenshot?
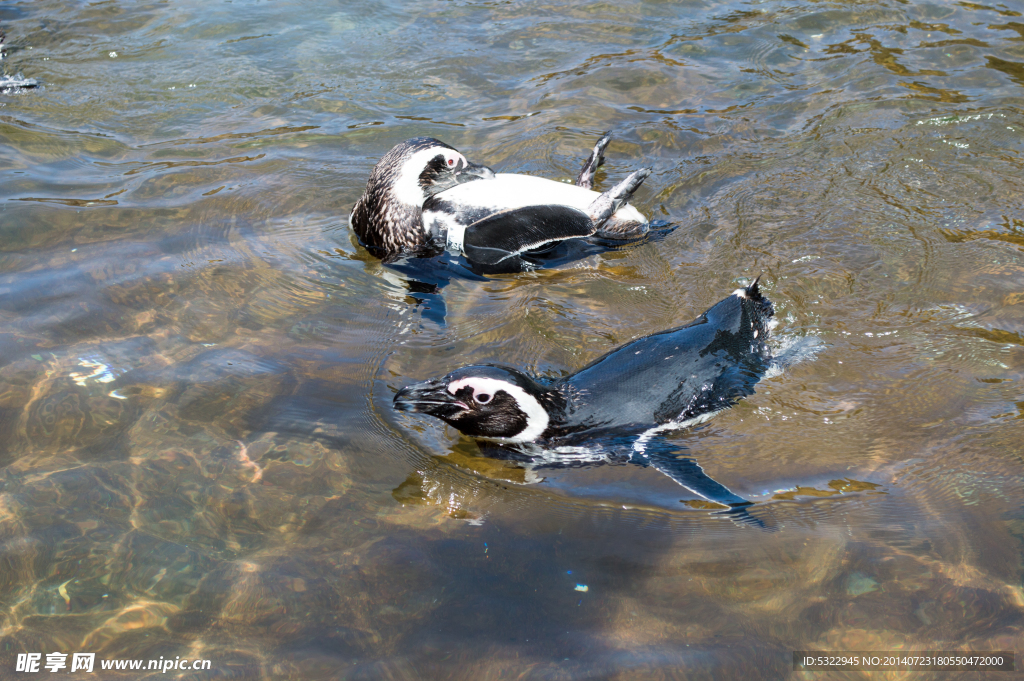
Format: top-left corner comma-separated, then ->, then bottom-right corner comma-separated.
0,0 -> 1023,676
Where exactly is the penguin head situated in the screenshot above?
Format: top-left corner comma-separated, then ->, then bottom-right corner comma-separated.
351,137 -> 495,254
394,365 -> 551,442
378,137 -> 495,207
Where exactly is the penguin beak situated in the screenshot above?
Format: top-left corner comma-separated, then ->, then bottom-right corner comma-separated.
455,161 -> 495,184
394,380 -> 469,416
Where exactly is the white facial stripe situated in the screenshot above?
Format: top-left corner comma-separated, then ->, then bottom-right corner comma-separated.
448,377 -> 549,442
443,150 -> 467,169
732,288 -> 748,299
392,147 -> 457,209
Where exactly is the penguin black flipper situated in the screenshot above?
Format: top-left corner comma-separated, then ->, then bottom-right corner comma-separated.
636,445 -> 768,529
462,204 -> 596,267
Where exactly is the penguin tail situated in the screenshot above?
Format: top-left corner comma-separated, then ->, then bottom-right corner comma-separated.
745,274 -> 764,300
737,274 -> 774,342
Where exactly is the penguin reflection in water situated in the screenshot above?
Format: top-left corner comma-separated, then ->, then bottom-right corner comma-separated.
350,133 -> 659,325
395,279 -> 775,526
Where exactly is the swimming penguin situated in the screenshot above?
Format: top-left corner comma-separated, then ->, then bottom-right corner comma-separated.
350,134 -> 652,273
394,278 -> 775,519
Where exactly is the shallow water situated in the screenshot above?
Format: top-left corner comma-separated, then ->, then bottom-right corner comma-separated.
0,0 -> 1023,678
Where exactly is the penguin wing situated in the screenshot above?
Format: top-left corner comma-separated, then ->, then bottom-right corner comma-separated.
639,445 -> 768,529
644,450 -> 747,506
462,205 -> 596,266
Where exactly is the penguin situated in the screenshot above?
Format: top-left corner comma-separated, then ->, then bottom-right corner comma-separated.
394,278 -> 776,520
350,134 -> 652,273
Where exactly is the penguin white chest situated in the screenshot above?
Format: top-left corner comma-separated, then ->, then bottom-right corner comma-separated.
433,174 -> 646,224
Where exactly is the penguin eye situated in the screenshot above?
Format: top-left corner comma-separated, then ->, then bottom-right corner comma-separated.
475,393 -> 491,404
447,158 -> 455,167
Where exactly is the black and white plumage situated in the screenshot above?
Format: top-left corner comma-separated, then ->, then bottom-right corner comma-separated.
350,135 -> 652,273
394,279 -> 776,519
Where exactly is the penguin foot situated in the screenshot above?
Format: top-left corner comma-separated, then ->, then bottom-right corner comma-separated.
575,132 -> 611,189
586,168 -> 651,229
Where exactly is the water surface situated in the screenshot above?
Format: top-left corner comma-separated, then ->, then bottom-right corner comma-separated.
1,0 -> 1023,678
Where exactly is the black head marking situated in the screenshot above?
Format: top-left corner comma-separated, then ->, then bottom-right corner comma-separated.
446,382 -> 529,439
394,365 -> 556,442
350,138 -> 494,256
417,150 -> 466,198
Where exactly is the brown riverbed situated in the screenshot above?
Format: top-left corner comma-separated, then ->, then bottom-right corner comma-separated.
0,0 -> 1022,678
